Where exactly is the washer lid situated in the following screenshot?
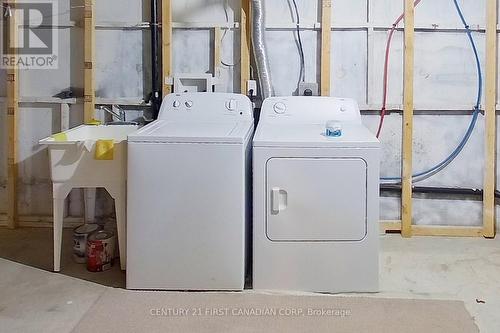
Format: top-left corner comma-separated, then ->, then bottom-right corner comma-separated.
128,120 -> 253,143
253,123 -> 379,148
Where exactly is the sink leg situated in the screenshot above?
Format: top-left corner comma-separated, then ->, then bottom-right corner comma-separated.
53,184 -> 71,272
107,183 -> 127,270
115,192 -> 127,270
84,188 -> 97,224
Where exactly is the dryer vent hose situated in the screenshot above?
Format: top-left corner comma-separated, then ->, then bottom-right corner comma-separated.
251,0 -> 274,99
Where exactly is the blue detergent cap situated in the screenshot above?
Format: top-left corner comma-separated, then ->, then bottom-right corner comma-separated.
325,121 -> 342,137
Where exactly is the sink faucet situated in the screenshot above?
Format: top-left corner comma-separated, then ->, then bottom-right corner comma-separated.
100,105 -> 125,122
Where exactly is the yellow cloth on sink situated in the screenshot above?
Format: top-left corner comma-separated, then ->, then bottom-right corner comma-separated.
94,140 -> 114,160
86,119 -> 102,126
51,132 -> 67,141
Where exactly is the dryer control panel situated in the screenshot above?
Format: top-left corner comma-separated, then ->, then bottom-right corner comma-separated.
260,96 -> 361,124
158,93 -> 253,121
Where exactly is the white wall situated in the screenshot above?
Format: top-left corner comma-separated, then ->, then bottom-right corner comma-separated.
0,0 -> 498,228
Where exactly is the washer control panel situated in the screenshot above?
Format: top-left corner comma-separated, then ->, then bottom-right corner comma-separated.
159,93 -> 253,121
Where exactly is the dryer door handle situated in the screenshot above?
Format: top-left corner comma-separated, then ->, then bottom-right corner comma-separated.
271,187 -> 287,214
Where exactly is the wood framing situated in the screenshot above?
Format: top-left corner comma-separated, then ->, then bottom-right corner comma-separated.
240,0 -> 251,94
6,2 -> 19,229
162,0 -> 173,97
483,0 -> 497,238
320,0 -> 332,96
380,0 -> 497,238
60,104 -> 70,132
0,214 -> 85,229
366,27 -> 375,106
401,0 -> 415,238
380,221 -> 483,237
380,220 -> 402,233
60,104 -> 70,218
412,225 -> 483,237
213,27 -> 222,92
83,0 -> 95,123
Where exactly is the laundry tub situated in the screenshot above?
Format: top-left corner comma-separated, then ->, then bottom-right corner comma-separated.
39,124 -> 138,271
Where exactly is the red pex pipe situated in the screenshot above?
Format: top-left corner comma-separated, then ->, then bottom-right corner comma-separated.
376,0 -> 422,138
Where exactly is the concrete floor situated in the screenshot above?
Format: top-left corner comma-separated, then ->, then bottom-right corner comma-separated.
378,235 -> 500,332
0,228 -> 499,332
0,228 -> 125,288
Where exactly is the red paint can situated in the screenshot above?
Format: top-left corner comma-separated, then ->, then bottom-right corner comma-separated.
86,230 -> 115,272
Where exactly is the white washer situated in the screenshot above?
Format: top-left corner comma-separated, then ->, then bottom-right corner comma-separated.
127,93 -> 254,290
253,96 -> 380,293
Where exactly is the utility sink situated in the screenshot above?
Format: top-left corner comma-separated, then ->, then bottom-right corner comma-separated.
39,124 -> 138,272
39,124 -> 138,183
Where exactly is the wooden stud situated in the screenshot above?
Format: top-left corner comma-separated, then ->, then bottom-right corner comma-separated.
60,103 -> 70,131
213,27 -> 222,92
380,220 -> 402,233
379,220 -> 484,237
60,103 -> 70,218
6,2 -> 19,229
83,0 -> 95,123
401,0 -> 415,238
240,0 -> 251,94
366,27 -> 375,106
366,1 -> 375,106
483,0 -> 497,238
162,0 -> 173,97
320,0 -> 332,96
0,215 -> 85,229
412,225 -> 483,237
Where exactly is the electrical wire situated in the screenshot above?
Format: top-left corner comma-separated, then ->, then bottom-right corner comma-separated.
381,0 -> 482,183
220,29 -> 241,67
220,0 -> 240,67
290,0 -> 305,86
376,0 -> 422,138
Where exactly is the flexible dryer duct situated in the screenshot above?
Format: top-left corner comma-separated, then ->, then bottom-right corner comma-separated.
251,0 -> 274,99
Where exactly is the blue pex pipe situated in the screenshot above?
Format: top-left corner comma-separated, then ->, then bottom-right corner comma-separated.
381,0 -> 482,183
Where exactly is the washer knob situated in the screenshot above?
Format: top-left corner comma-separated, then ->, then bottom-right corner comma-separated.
273,102 -> 286,114
185,101 -> 193,108
340,106 -> 346,112
173,100 -> 180,108
225,99 -> 238,111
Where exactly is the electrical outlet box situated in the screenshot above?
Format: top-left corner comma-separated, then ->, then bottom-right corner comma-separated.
298,82 -> 319,96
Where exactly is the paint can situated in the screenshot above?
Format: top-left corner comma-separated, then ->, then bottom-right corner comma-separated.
73,223 -> 100,264
103,220 -> 119,259
86,230 -> 115,272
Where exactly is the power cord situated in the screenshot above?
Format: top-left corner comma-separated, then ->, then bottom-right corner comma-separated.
220,0 -> 240,67
290,0 -> 305,88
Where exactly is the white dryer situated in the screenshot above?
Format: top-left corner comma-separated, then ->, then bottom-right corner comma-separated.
253,96 -> 380,293
127,93 -> 254,290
